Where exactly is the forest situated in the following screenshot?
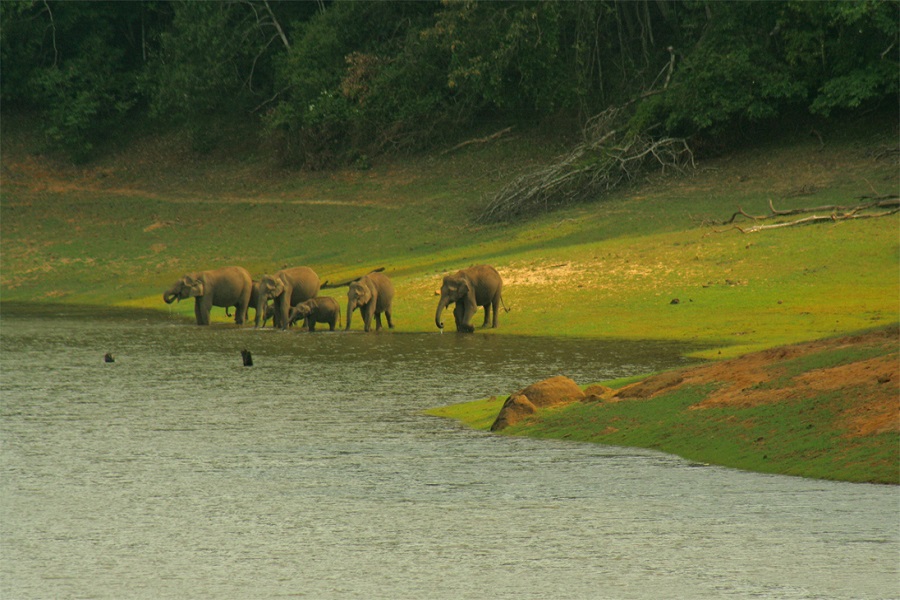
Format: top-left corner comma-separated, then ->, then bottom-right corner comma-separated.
2,0 -> 897,166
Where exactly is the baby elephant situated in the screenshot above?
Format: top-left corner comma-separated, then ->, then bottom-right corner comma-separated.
288,297 -> 341,331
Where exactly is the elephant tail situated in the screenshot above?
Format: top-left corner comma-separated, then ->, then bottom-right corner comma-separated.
500,294 -> 511,313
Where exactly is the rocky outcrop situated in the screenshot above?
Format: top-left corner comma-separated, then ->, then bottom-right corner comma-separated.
490,375 -> 585,431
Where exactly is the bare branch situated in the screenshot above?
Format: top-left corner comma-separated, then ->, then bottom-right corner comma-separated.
320,267 -> 385,289
263,0 -> 290,50
42,0 -> 58,67
477,107 -> 693,224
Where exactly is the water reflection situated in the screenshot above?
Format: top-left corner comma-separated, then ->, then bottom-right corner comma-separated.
1,306 -> 897,599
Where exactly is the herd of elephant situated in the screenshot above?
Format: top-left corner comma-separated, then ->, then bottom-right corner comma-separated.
162,264 -> 506,333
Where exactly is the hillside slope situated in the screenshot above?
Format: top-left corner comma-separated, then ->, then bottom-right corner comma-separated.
1,112 -> 898,358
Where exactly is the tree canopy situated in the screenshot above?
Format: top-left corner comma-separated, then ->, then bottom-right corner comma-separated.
2,0 -> 896,164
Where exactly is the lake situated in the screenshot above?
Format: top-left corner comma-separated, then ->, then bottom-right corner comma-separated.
1,306 -> 897,599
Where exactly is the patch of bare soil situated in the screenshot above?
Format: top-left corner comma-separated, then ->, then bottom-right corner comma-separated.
612,326 -> 899,438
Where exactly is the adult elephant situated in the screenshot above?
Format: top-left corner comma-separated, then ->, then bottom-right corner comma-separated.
346,271 -> 394,332
435,265 -> 504,333
163,266 -> 253,326
226,281 -> 274,326
257,266 -> 320,329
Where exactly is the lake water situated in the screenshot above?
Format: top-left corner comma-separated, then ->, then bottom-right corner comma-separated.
1,306 -> 897,599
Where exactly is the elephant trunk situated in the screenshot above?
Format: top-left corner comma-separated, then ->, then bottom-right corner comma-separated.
435,296 -> 450,330
255,294 -> 267,328
163,291 -> 178,304
345,299 -> 356,331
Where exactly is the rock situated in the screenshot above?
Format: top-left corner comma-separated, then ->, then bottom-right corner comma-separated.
516,375 -> 585,408
490,394 -> 537,431
490,375 -> 585,431
583,384 -> 614,402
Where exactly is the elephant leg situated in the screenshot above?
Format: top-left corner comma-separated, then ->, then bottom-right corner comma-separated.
308,319 -> 316,332
194,300 -> 204,325
374,312 -> 383,331
385,309 -> 394,329
481,305 -> 491,328
363,303 -> 375,332
453,302 -> 464,332
195,298 -> 211,326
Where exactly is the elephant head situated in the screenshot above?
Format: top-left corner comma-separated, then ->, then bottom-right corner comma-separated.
347,281 -> 372,315
435,274 -> 471,330
256,274 -> 287,327
163,274 -> 204,304
288,302 -> 312,327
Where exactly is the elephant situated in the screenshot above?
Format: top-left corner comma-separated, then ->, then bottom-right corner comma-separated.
163,266 -> 253,326
435,265 -> 504,333
288,297 -> 342,331
256,266 -> 320,329
346,271 -> 394,332
227,280 -> 274,326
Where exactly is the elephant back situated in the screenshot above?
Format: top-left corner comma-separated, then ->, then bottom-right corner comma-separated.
278,266 -> 320,304
204,266 -> 253,304
463,265 -> 502,305
364,271 -> 394,306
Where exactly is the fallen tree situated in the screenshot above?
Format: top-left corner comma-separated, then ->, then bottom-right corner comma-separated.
716,197 -> 899,233
476,107 -> 695,224
320,267 -> 385,289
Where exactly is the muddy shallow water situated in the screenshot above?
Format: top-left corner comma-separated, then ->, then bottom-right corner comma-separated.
1,306 -> 897,599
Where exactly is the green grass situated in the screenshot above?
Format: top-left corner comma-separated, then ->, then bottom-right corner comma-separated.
2,113 -> 897,359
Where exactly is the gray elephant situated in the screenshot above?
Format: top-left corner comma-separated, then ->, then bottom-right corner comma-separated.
435,265 -> 504,333
346,271 -> 394,332
163,266 -> 253,326
288,297 -> 342,331
256,266 -> 320,329
226,281 -> 275,326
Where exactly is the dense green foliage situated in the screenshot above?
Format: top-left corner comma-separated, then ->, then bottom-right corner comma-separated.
2,0 -> 897,163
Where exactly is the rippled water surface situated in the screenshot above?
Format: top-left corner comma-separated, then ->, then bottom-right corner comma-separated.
1,307 -> 897,599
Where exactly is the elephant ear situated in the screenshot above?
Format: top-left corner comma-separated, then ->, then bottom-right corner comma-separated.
457,279 -> 470,298
349,282 -> 367,303
273,276 -> 287,296
260,276 -> 281,298
191,277 -> 205,297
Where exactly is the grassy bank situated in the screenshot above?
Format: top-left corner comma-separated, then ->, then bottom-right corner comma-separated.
2,112 -> 897,482
427,326 -> 899,484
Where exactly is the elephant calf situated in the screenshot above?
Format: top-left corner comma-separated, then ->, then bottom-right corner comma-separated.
288,297 -> 341,331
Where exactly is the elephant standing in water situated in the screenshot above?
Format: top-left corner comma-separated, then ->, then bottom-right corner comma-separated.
288,297 -> 342,331
163,266 -> 253,325
226,280 -> 275,326
435,265 -> 504,333
257,266 -> 320,330
346,271 -> 394,332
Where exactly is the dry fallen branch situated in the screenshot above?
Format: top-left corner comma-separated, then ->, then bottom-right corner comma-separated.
477,107 -> 694,224
321,267 -> 385,289
441,126 -> 514,155
714,198 -> 899,233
